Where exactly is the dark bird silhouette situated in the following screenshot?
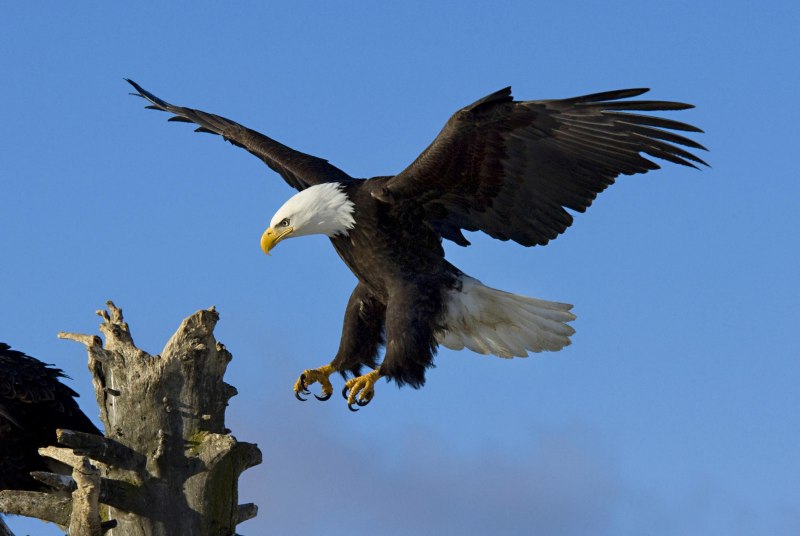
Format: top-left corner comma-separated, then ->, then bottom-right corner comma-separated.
0,342 -> 100,491
127,81 -> 707,410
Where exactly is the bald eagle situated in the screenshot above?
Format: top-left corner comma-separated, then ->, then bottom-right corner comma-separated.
127,81 -> 706,410
0,343 -> 100,491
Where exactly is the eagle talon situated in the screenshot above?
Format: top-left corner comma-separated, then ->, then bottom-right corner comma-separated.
347,402 -> 360,412
293,364 -> 335,403
343,369 -> 382,409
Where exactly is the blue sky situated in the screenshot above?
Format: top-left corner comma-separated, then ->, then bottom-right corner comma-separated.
2,2 -> 799,534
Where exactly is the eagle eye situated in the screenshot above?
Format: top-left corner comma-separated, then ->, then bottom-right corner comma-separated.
279,218 -> 290,227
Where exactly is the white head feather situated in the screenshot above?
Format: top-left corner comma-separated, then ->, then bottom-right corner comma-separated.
269,183 -> 356,238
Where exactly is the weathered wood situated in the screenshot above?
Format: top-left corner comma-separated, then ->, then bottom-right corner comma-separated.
0,302 -> 262,535
56,429 -> 145,471
0,490 -> 71,526
31,470 -> 147,513
68,457 -> 102,536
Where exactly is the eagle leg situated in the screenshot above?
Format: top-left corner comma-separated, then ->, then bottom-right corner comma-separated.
293,364 -> 336,402
341,368 -> 383,411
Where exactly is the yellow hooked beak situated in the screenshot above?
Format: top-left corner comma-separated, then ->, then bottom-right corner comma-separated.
260,226 -> 294,255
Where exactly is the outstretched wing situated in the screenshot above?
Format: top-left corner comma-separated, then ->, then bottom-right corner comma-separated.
126,80 -> 352,191
376,87 -> 708,246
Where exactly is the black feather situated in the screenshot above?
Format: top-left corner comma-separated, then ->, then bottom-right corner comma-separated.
565,87 -> 650,103
1,343 -> 100,491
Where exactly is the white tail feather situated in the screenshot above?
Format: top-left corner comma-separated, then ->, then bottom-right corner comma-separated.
435,276 -> 576,358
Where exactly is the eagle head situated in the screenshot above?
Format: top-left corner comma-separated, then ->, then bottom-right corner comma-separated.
261,183 -> 356,254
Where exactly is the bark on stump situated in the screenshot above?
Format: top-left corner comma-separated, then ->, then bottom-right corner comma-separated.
0,302 -> 261,535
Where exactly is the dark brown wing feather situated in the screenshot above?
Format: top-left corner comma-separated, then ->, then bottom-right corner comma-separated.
378,87 -> 708,246
0,343 -> 100,491
126,79 -> 352,191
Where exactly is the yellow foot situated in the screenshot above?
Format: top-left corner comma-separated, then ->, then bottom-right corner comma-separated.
294,364 -> 336,402
342,369 -> 382,411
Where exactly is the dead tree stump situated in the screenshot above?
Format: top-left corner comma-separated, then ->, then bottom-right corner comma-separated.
0,302 -> 261,535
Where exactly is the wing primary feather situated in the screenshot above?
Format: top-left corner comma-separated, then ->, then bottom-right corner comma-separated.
615,123 -> 709,151
558,122 -> 645,153
603,112 -> 704,133
126,78 -> 170,108
639,143 -> 702,169
633,134 -> 709,166
585,100 -> 695,112
552,129 -> 647,170
560,88 -> 650,103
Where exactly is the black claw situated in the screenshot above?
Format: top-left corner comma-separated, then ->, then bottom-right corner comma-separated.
341,385 -> 350,400
294,391 -> 307,402
356,397 -> 371,407
315,392 -> 332,401
347,402 -> 360,412
299,373 -> 308,390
